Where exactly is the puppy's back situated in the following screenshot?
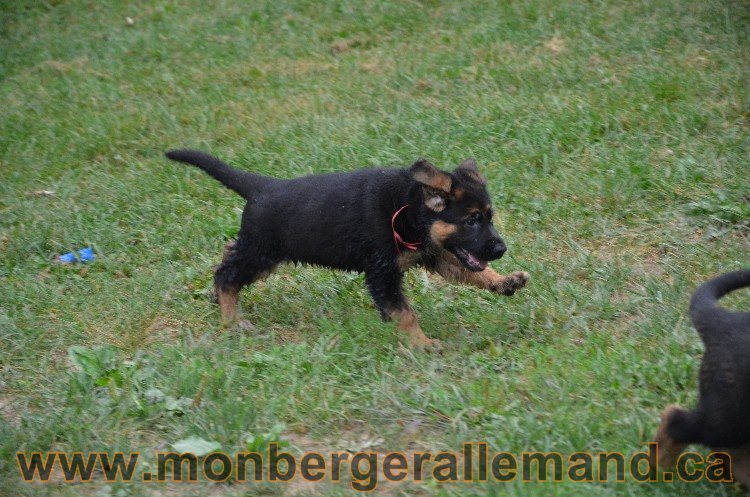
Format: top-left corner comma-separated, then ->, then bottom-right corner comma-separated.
689,269 -> 750,448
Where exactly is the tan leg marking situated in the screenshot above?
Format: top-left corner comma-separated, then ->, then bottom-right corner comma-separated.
217,287 -> 239,323
215,240 -> 278,327
433,253 -> 529,295
215,240 -> 241,324
389,308 -> 440,350
652,405 -> 689,469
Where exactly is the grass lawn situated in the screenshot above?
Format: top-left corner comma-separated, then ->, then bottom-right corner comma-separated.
1,0 -> 748,495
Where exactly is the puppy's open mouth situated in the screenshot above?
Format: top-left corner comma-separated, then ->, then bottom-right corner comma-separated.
454,248 -> 488,272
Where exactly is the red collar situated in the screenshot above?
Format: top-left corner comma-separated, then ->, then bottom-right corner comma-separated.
391,205 -> 421,253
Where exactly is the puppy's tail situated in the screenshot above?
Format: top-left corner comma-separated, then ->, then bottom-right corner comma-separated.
165,149 -> 269,200
689,269 -> 750,343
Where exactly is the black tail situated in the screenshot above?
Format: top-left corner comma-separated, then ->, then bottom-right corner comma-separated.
689,269 -> 750,342
165,149 -> 269,199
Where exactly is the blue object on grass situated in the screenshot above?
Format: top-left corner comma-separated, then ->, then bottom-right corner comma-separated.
58,247 -> 95,263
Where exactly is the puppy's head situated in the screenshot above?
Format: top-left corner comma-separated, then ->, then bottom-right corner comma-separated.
410,158 -> 506,272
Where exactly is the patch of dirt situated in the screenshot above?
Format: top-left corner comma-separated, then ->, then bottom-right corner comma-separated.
43,58 -> 88,73
273,326 -> 304,345
292,59 -> 335,78
146,316 -> 184,341
543,36 -> 566,55
640,247 -> 668,277
0,394 -> 21,427
360,61 -> 380,73
281,425 -> 437,495
145,485 -> 245,497
683,48 -> 715,69
330,37 -> 366,54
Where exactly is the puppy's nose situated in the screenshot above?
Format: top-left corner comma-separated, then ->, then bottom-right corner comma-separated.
491,240 -> 507,258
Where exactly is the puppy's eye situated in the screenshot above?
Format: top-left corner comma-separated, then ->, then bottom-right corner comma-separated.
465,217 -> 477,227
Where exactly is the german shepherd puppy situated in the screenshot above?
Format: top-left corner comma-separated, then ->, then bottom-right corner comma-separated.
654,269 -> 750,485
165,150 -> 529,349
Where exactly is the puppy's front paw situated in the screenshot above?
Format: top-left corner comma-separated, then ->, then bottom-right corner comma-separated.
498,271 -> 529,296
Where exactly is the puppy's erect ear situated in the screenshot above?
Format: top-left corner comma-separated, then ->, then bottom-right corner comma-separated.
410,159 -> 452,212
410,159 -> 452,192
455,157 -> 486,186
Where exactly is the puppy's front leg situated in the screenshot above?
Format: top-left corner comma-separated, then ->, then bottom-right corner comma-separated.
388,306 -> 438,350
364,267 -> 439,350
433,255 -> 529,295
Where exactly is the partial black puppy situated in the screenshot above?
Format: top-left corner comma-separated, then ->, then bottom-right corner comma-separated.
165,150 -> 529,349
655,269 -> 750,485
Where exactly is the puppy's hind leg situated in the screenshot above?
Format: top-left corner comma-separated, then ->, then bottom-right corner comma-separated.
729,449 -> 750,488
652,405 -> 700,469
214,237 -> 278,327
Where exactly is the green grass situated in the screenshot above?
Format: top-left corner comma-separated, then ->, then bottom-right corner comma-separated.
1,0 -> 749,495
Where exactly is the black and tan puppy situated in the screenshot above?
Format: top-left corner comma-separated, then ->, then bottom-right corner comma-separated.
165,150 -> 529,348
655,269 -> 750,485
